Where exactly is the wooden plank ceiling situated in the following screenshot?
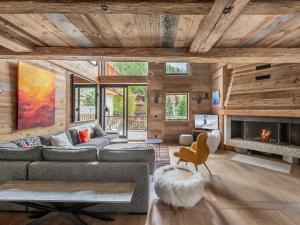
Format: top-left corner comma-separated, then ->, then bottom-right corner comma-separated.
0,0 -> 300,62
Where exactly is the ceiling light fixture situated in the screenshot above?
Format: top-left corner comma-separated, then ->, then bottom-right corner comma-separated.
223,6 -> 233,14
100,5 -> 110,13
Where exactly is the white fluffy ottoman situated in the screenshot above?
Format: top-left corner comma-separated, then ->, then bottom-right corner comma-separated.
154,165 -> 204,208
179,134 -> 194,146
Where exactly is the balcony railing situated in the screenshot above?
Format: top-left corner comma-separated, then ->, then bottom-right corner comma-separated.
105,116 -> 147,131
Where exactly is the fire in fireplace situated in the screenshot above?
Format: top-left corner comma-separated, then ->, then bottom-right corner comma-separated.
254,128 -> 276,143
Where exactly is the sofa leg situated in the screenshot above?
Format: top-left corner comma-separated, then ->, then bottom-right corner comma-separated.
204,163 -> 212,175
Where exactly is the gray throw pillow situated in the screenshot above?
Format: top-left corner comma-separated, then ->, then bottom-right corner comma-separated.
50,133 -> 74,148
94,124 -> 106,137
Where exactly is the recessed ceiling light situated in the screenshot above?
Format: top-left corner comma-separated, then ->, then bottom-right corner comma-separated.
100,5 -> 110,13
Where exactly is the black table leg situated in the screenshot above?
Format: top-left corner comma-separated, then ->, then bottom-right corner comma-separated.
12,202 -> 114,225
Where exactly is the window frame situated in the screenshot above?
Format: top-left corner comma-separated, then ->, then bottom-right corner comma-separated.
100,61 -> 150,76
72,83 -> 98,123
165,93 -> 189,121
164,62 -> 189,76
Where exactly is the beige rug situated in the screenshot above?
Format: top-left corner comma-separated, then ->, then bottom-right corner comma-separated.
231,154 -> 291,174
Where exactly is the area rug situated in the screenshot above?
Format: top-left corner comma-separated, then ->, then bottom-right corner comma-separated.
231,154 -> 291,174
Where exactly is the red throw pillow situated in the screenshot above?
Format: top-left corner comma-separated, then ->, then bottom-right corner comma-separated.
79,129 -> 91,143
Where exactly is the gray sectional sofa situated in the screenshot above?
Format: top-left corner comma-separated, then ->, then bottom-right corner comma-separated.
0,123 -> 155,213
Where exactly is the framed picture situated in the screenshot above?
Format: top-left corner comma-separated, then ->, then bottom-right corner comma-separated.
212,90 -> 220,106
17,62 -> 56,129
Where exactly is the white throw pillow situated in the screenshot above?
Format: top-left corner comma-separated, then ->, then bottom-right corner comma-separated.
50,133 -> 74,148
206,130 -> 221,153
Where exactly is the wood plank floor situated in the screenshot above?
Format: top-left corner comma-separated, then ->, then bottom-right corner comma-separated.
1,148 -> 300,225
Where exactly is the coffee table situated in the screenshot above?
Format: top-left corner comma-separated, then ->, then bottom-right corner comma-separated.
146,138 -> 163,161
0,180 -> 135,225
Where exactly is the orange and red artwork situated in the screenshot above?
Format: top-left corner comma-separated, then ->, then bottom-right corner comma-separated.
17,62 -> 56,129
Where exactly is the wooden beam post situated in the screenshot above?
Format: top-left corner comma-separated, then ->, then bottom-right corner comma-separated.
1,47 -> 300,64
0,1 -> 300,15
190,0 -> 250,53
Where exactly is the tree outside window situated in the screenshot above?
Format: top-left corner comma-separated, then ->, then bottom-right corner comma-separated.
165,94 -> 189,121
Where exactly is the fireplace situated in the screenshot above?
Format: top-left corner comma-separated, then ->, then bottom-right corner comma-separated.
225,116 -> 300,161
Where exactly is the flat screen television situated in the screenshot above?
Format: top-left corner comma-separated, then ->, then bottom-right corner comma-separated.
195,114 -> 218,130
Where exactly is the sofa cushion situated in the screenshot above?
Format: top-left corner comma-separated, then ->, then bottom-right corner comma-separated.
76,137 -> 109,149
100,144 -> 155,173
105,133 -> 119,141
42,148 -> 98,162
0,147 -> 42,161
0,142 -> 19,149
25,137 -> 41,147
51,133 -> 74,148
94,124 -> 106,137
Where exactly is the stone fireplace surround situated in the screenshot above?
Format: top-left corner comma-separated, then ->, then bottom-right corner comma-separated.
224,116 -> 300,163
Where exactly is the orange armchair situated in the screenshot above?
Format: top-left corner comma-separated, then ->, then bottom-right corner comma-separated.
173,133 -> 211,174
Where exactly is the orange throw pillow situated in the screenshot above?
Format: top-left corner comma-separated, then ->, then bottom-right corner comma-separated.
79,129 -> 91,143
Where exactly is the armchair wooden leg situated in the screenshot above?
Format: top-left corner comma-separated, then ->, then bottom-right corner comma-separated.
204,163 -> 212,175
177,158 -> 181,165
194,164 -> 198,171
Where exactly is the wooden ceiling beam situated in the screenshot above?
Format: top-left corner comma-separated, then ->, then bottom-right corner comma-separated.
1,47 -> 300,64
0,28 -> 33,52
0,1 -> 300,15
190,0 -> 250,53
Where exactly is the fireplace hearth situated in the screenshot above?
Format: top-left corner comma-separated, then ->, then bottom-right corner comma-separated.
229,116 -> 300,147
225,116 -> 300,161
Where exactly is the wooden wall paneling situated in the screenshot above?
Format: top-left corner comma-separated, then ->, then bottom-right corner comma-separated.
147,62 -> 212,143
211,64 -> 228,149
0,60 -> 68,142
50,60 -> 99,82
224,63 -> 300,113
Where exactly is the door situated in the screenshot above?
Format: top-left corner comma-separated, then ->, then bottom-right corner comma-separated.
100,85 -> 147,140
101,87 -> 127,137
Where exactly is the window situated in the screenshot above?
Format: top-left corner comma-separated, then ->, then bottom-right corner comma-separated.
165,62 -> 189,75
72,74 -> 97,123
102,61 -> 148,76
165,94 -> 189,121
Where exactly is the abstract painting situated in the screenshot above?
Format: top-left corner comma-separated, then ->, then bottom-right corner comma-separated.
212,90 -> 220,106
17,62 -> 56,129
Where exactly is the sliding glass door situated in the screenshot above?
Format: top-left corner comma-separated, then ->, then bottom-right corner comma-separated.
100,85 -> 147,140
101,87 -> 127,137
